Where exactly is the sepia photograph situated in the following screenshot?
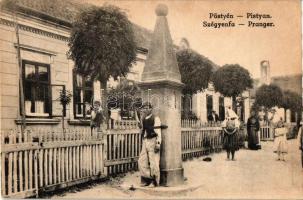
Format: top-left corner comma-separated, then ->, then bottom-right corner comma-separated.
0,0 -> 302,199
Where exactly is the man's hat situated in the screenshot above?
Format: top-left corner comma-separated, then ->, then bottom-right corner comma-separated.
93,100 -> 101,106
142,101 -> 152,109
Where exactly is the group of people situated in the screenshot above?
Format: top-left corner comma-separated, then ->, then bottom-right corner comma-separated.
136,103 -> 303,189
217,108 -> 302,164
207,107 -> 252,161
246,110 -> 291,161
90,100 -> 303,189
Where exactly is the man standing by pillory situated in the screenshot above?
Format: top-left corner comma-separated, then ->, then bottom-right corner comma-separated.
138,102 -> 162,187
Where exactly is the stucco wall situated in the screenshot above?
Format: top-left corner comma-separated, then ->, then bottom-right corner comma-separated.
0,11 -> 147,131
0,12 -> 73,130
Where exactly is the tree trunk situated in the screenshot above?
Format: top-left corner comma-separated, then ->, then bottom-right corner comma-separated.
182,94 -> 191,119
62,112 -> 65,132
100,80 -> 109,129
62,113 -> 66,139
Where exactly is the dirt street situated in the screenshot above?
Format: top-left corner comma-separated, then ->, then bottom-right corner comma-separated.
51,140 -> 303,199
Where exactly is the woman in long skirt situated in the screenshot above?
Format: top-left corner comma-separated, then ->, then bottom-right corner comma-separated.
222,109 -> 240,161
247,110 -> 260,150
274,120 -> 288,161
223,128 -> 239,160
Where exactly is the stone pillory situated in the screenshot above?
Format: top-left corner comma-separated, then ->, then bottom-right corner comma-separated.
141,4 -> 182,84
139,4 -> 184,187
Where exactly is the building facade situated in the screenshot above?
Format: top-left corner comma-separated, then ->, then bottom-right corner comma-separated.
191,85 -> 250,122
0,0 -> 252,132
249,60 -> 302,123
0,1 -> 150,131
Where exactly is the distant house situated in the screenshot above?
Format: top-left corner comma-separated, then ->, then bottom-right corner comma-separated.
177,39 -> 250,122
249,61 -> 302,123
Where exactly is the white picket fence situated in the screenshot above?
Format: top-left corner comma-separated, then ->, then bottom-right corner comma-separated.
1,129 -> 105,198
1,119 -> 242,198
181,119 -> 247,159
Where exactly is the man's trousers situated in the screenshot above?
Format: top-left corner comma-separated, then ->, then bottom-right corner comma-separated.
138,137 -> 160,185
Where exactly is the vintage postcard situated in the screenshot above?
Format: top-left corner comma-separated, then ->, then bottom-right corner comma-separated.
0,0 -> 302,199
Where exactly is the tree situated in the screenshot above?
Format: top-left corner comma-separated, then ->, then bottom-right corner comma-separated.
108,78 -> 142,119
58,89 -> 72,133
68,5 -> 137,124
281,90 -> 302,124
212,64 -> 253,112
282,90 -> 302,111
255,84 -> 283,109
254,84 -> 283,122
176,49 -> 215,119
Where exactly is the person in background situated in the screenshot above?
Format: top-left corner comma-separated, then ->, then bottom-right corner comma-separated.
273,117 -> 288,161
208,110 -> 220,122
222,109 -> 240,161
89,100 -> 104,134
301,126 -> 303,168
138,102 -> 162,187
247,110 -> 260,150
297,122 -> 303,168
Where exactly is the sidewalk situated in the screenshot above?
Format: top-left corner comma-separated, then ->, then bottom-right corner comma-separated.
50,140 -> 303,199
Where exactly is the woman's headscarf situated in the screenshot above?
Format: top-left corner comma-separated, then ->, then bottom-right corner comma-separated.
225,108 -> 239,120
222,108 -> 240,128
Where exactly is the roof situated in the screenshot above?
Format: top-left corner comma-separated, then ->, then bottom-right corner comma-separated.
1,0 -> 153,49
250,74 -> 302,98
1,0 -> 217,67
271,74 -> 302,94
1,0 -> 83,24
131,24 -> 152,52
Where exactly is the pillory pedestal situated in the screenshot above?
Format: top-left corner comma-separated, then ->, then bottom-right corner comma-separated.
139,4 -> 184,186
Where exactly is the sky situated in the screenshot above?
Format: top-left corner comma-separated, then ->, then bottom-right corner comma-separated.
78,0 -> 301,79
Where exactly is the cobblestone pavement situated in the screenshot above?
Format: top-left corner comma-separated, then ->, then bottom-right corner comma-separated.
51,140 -> 303,199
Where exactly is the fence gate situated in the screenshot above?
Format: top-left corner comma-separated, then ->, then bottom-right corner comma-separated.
1,128 -> 105,198
260,122 -> 274,141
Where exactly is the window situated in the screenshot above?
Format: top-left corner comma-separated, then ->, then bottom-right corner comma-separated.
23,60 -> 50,117
206,95 -> 213,116
291,111 -> 296,122
236,100 -> 245,122
181,94 -> 192,117
73,72 -> 93,119
219,97 -> 225,121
